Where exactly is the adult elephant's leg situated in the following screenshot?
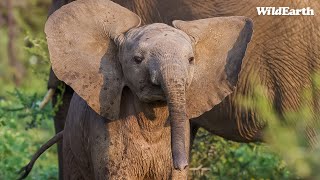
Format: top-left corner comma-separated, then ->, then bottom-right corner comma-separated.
62,94 -> 93,180
52,86 -> 73,180
63,134 -> 84,180
189,121 -> 199,153
47,67 -> 74,179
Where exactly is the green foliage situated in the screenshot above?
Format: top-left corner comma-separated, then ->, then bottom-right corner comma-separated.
1,89 -> 54,129
24,34 -> 50,79
0,92 -> 58,179
190,129 -> 293,180
240,84 -> 320,179
0,1 -> 61,179
0,0 -> 51,96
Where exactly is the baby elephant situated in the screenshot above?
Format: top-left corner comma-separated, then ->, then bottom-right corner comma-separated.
22,0 -> 252,179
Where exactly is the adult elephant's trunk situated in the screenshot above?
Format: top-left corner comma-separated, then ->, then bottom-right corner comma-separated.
161,64 -> 189,171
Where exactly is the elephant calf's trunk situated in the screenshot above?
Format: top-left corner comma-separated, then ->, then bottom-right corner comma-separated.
161,66 -> 189,171
170,108 -> 189,171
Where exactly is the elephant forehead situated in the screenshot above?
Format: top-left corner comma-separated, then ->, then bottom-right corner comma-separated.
126,23 -> 192,47
137,36 -> 192,51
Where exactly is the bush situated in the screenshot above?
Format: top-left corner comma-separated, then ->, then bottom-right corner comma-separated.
0,90 -> 58,180
190,129 -> 293,179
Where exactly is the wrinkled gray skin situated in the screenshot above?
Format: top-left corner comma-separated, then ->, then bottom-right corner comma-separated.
46,0 -> 319,179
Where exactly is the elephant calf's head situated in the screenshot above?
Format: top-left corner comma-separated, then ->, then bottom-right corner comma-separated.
45,0 -> 253,171
119,23 -> 195,103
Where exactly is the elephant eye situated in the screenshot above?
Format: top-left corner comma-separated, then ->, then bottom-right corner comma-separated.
188,56 -> 195,64
133,56 -> 144,64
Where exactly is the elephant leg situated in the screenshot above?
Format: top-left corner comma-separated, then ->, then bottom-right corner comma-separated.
53,114 -> 64,180
52,86 -> 73,180
63,137 -> 85,180
189,121 -> 199,156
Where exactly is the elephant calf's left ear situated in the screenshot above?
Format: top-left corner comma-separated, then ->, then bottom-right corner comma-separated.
173,17 -> 253,119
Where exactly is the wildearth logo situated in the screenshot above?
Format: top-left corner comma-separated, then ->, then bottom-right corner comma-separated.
257,7 -> 314,16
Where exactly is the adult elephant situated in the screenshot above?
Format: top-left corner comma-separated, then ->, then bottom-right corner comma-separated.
41,0 -> 320,179
184,1 -> 320,143
112,0 -> 319,143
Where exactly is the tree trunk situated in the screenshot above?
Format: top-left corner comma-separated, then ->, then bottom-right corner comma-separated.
7,0 -> 25,86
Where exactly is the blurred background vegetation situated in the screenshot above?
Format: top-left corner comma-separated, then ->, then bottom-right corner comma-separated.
0,0 -> 319,179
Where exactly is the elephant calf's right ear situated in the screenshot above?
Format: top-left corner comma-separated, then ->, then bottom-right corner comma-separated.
173,17 -> 253,119
45,0 -> 141,120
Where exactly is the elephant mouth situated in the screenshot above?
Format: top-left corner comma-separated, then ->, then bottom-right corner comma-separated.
134,83 -> 166,103
140,93 -> 166,102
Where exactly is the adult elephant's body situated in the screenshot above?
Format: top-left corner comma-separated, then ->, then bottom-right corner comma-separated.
113,0 -> 320,141
180,0 -> 320,142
